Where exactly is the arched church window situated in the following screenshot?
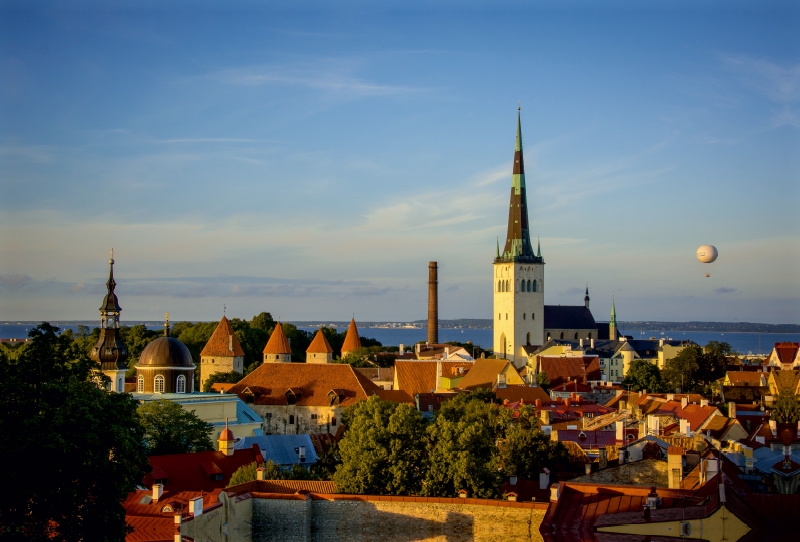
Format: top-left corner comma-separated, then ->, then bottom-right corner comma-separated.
505,313 -> 508,320
176,375 -> 186,394
574,332 -> 579,340
532,280 -> 537,292
526,332 -> 531,345
497,280 -> 501,292
560,332 -> 564,340
505,280 -> 509,292
137,375 -> 144,393
527,279 -> 531,291
154,375 -> 165,393
498,313 -> 501,320
118,378 -> 123,391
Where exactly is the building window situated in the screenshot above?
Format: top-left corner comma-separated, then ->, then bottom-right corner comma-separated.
526,332 -> 531,345
505,313 -> 508,320
137,375 -> 144,392
523,313 -> 526,320
527,279 -> 531,292
560,332 -> 564,340
574,332 -> 579,340
154,375 -> 165,393
331,416 -> 337,426
533,280 -> 537,292
289,415 -> 295,425
498,313 -> 501,320
588,333 -> 592,340
310,414 -> 318,420
176,375 -> 186,394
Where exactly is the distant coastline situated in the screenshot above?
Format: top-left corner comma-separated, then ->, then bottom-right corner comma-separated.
2,319 -> 799,334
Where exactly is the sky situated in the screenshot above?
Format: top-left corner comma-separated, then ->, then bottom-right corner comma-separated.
1,0 -> 798,324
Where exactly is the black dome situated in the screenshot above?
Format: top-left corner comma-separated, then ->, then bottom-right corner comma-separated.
138,336 -> 194,368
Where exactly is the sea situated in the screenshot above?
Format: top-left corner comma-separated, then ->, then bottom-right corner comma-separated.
2,322 -> 799,357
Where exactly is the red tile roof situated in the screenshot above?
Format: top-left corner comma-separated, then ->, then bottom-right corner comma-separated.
726,371 -> 767,385
774,342 -> 799,365
393,360 -> 473,395
341,318 -> 361,353
200,316 -> 245,357
229,363 -> 382,407
142,445 -> 263,493
551,429 -> 621,449
228,479 -> 338,494
495,385 -> 551,404
263,323 -> 291,355
550,381 -> 593,394
535,356 -> 601,388
457,358 -> 514,390
124,488 -> 218,542
375,389 -> 415,404
306,329 -> 333,354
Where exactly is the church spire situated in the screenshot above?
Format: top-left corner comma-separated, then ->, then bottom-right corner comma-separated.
497,108 -> 539,263
584,284 -> 590,309
90,249 -> 129,388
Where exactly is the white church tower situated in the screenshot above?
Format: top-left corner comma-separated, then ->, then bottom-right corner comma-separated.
493,109 -> 545,368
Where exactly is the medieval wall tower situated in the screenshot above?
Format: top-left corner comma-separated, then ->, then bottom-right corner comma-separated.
493,110 -> 545,368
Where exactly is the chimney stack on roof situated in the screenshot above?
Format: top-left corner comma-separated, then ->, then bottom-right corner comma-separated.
428,262 -> 438,345
153,483 -> 164,503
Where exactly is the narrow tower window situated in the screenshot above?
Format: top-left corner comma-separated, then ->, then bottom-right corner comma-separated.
532,280 -> 537,292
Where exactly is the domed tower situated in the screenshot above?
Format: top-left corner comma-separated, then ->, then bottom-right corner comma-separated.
134,313 -> 196,394
90,249 -> 129,393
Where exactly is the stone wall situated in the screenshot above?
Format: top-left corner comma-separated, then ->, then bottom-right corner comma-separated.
252,495 -> 547,542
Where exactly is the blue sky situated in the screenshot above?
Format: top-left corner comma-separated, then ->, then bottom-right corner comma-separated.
1,1 -> 798,324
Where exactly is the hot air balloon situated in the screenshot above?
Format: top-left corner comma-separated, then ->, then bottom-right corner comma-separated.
696,245 -> 718,277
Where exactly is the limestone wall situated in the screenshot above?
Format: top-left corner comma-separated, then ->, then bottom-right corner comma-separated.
252,495 -> 547,542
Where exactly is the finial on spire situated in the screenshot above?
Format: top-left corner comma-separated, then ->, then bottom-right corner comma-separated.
517,100 -> 520,111
109,247 -> 114,264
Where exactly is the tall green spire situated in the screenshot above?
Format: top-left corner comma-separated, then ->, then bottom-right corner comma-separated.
610,297 -> 617,325
497,106 -> 539,263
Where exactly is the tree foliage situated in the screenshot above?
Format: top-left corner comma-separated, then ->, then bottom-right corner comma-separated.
228,460 -> 320,487
622,360 -> 665,393
771,394 -> 800,424
536,370 -> 550,391
0,323 -> 150,541
202,370 -> 244,392
138,399 -> 214,455
333,391 -> 566,499
663,341 -> 732,393
334,396 -> 427,495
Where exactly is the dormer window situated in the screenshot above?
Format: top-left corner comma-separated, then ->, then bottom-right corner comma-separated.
286,388 -> 302,405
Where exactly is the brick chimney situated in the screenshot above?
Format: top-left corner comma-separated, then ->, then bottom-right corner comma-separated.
428,262 -> 438,345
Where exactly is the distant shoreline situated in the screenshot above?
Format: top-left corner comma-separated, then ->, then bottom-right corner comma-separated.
3,319 -> 799,334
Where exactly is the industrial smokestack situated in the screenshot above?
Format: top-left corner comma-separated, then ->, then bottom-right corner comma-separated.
428,262 -> 438,344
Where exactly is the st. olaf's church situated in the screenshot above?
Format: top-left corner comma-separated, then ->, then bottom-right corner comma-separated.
493,110 -> 614,368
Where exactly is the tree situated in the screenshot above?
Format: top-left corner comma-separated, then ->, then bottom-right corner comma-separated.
622,360 -> 665,393
422,392 -> 505,498
202,370 -> 244,392
229,461 -> 261,486
138,399 -> 214,455
536,370 -> 550,391
0,323 -> 149,541
663,345 -> 703,393
770,394 -> 800,424
498,406 -> 569,480
334,396 -> 427,495
333,347 -> 374,368
699,341 -> 734,386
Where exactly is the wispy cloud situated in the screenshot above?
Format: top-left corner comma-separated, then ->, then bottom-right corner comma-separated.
716,287 -> 738,294
0,275 -> 34,291
202,60 -> 429,98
